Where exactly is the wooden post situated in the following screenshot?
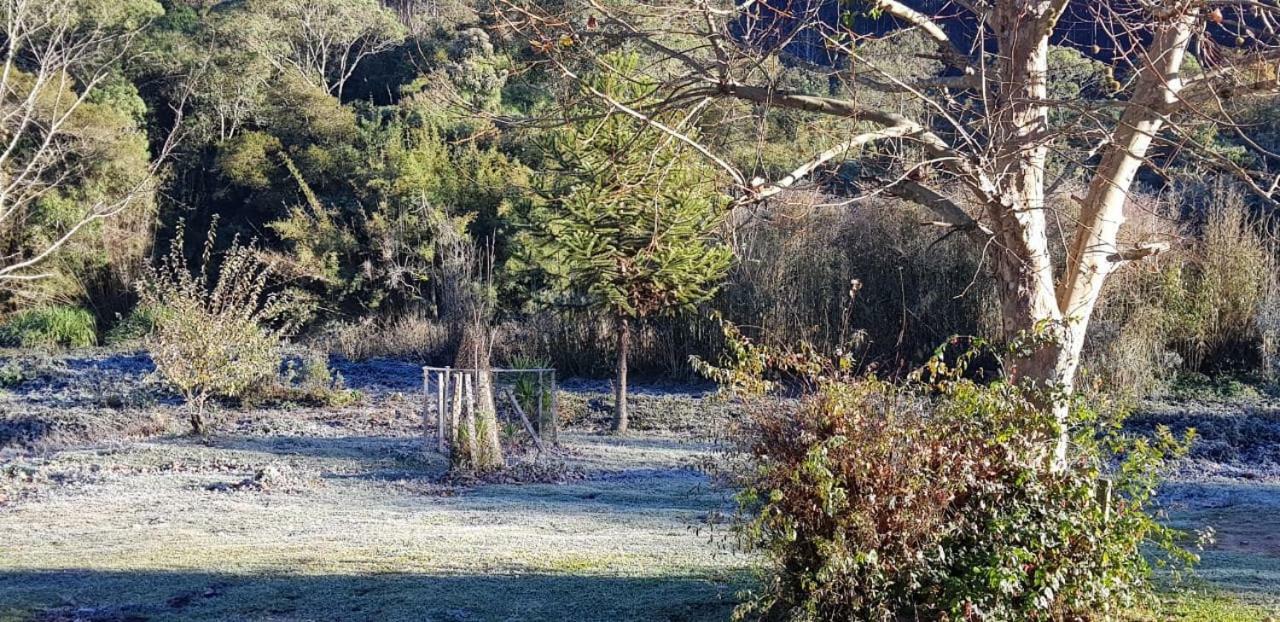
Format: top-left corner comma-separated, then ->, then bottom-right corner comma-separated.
1097,477 -> 1114,524
450,371 -> 463,449
550,370 -> 559,445
503,388 -> 547,455
422,368 -> 430,452
536,370 -> 545,436
436,368 -> 448,453
464,371 -> 479,464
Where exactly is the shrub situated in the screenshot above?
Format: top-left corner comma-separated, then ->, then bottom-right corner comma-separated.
0,305 -> 98,349
714,338 -> 1195,621
719,192 -> 1000,368
317,314 -> 451,362
103,305 -> 163,346
140,223 -> 307,434
273,349 -> 362,407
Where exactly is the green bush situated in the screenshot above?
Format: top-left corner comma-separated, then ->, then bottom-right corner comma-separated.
0,361 -> 23,388
272,349 -> 361,407
715,340 -> 1195,621
0,306 -> 98,348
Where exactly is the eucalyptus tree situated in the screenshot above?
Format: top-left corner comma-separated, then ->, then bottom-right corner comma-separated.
235,0 -> 406,100
0,0 -> 179,290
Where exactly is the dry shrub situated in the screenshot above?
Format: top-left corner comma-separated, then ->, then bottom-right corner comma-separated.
318,314 -> 451,362
509,310 -> 719,379
1176,192 -> 1277,372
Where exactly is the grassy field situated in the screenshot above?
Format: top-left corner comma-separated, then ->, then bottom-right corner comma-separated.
0,353 -> 1278,621
0,428 -> 751,621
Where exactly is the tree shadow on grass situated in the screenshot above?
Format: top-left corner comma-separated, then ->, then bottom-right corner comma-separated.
0,569 -> 744,622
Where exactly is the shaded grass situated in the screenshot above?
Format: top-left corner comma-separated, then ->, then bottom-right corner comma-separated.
1143,592 -> 1279,621
0,570 -> 744,622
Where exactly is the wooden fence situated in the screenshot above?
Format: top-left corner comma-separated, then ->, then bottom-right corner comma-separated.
422,366 -> 559,456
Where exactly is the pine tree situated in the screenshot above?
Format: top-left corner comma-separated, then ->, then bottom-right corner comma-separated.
523,59 -> 732,433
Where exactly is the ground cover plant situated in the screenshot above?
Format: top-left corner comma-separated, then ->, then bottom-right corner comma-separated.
0,307 -> 98,349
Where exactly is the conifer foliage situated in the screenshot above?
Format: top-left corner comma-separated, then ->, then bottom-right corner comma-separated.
522,57 -> 732,432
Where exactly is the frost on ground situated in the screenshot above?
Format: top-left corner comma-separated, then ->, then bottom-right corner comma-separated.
0,351 -> 746,621
0,351 -> 1278,621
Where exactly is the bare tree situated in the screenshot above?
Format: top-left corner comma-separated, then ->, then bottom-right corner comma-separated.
495,0 -> 1280,462
0,0 -> 182,284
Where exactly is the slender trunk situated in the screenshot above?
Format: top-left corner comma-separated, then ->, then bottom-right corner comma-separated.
613,316 -> 630,434
190,403 -> 205,437
1028,9 -> 1197,465
1055,9 -> 1199,394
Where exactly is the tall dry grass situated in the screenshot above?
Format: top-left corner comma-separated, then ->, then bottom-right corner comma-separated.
719,191 -> 1000,373
1083,184 -> 1280,395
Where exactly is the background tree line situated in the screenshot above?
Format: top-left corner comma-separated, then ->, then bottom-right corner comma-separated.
2,0 -> 1279,406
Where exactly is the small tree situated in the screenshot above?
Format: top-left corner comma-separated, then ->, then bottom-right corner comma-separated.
523,60 -> 732,433
140,222 -> 306,435
435,206 -> 505,471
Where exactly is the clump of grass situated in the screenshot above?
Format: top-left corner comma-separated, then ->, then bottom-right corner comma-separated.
103,305 -> 163,346
1166,372 -> 1266,403
270,349 -> 362,407
0,361 -> 23,388
0,305 -> 97,349
1086,185 -> 1280,397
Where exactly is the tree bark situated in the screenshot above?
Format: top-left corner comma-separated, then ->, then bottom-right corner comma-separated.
613,316 -> 630,434
453,323 -> 504,471
1019,7 -> 1199,465
984,1 -> 1074,465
